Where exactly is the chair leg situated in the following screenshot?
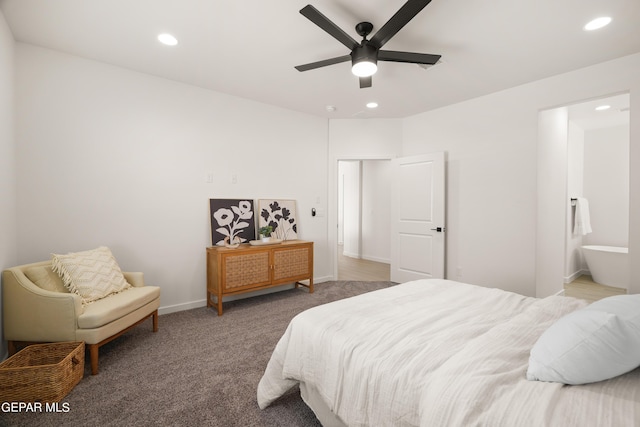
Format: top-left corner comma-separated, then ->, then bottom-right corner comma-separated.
88,343 -> 99,375
152,310 -> 159,332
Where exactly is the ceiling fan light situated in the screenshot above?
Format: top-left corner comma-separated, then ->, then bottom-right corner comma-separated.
351,44 -> 378,77
352,60 -> 377,77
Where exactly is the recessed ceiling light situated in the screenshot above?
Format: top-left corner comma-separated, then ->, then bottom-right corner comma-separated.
595,105 -> 611,111
584,17 -> 612,31
366,102 -> 378,109
158,33 -> 178,46
326,105 -> 337,112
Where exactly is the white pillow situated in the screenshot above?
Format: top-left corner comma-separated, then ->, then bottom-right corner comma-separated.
527,294 -> 640,385
51,246 -> 131,305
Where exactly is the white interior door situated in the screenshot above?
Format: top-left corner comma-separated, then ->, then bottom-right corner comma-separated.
391,152 -> 445,283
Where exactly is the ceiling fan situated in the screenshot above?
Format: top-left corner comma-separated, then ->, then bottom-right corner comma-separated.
295,0 -> 441,88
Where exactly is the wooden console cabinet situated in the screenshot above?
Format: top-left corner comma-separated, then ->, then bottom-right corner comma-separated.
206,240 -> 313,315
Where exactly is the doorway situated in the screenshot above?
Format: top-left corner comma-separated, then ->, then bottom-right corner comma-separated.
536,92 -> 630,297
337,159 -> 391,281
564,93 -> 630,290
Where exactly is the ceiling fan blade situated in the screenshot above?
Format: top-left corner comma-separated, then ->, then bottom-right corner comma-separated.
300,5 -> 359,50
378,50 -> 441,64
369,0 -> 433,49
359,76 -> 372,88
295,55 -> 351,72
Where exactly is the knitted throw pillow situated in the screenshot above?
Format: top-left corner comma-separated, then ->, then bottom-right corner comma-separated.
52,246 -> 130,304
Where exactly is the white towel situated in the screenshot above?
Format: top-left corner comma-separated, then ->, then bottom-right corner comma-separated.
573,197 -> 592,236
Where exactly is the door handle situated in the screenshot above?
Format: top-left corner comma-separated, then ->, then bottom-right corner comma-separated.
430,227 -> 445,232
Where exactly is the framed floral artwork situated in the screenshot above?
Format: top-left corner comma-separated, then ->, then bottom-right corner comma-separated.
258,199 -> 298,240
209,199 -> 256,246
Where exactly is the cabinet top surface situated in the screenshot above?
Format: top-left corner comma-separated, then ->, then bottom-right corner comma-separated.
207,240 -> 312,253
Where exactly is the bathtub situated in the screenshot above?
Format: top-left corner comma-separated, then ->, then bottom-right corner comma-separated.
581,245 -> 629,289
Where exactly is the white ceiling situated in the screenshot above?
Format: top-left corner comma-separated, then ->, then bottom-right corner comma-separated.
568,93 -> 630,130
1,0 -> 639,119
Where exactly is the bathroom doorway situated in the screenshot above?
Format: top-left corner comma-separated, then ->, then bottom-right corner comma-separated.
536,92 -> 630,298
564,93 -> 630,292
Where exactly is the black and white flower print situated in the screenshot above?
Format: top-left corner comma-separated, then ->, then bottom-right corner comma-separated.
259,200 -> 298,240
210,199 -> 255,246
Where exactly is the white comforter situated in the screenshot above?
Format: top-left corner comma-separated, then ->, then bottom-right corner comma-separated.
257,279 -> 640,427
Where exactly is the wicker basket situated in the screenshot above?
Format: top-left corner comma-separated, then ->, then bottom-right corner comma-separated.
0,341 -> 84,403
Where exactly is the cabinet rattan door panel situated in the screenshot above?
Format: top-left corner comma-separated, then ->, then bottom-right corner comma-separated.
223,251 -> 270,290
273,247 -> 310,283
207,241 -> 313,315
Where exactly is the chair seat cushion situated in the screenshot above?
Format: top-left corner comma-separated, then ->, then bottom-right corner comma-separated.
78,286 -> 160,329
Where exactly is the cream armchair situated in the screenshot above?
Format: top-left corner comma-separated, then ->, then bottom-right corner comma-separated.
2,260 -> 160,374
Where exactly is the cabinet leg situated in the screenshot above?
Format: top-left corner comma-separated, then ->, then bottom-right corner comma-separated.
296,280 -> 314,293
208,292 -> 223,315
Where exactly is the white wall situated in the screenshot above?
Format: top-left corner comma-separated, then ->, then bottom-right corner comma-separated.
0,9 -> 16,358
630,83 -> 640,296
583,125 -> 629,247
402,94 -> 539,296
537,107 -> 569,297
338,159 -> 392,264
14,43 -> 330,313
565,121 -> 585,281
339,160 -> 361,258
361,160 -> 391,263
402,53 -> 640,297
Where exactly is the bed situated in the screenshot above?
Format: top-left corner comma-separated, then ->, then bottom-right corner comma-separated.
257,279 -> 640,426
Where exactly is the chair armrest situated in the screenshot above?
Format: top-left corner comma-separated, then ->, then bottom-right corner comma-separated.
2,268 -> 83,342
123,272 -> 145,287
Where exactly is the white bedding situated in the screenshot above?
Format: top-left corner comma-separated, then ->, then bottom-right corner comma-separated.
257,279 -> 640,426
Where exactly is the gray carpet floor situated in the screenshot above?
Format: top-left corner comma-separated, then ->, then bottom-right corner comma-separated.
1,280 -> 396,427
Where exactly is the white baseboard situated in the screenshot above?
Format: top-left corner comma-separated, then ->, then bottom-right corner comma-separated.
342,250 -> 359,259
563,269 -> 590,284
158,275 -> 333,316
158,300 -> 207,315
554,289 -> 566,296
341,252 -> 390,265
361,255 -> 390,264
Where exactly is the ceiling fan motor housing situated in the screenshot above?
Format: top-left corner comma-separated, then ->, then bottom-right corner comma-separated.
351,43 -> 378,65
